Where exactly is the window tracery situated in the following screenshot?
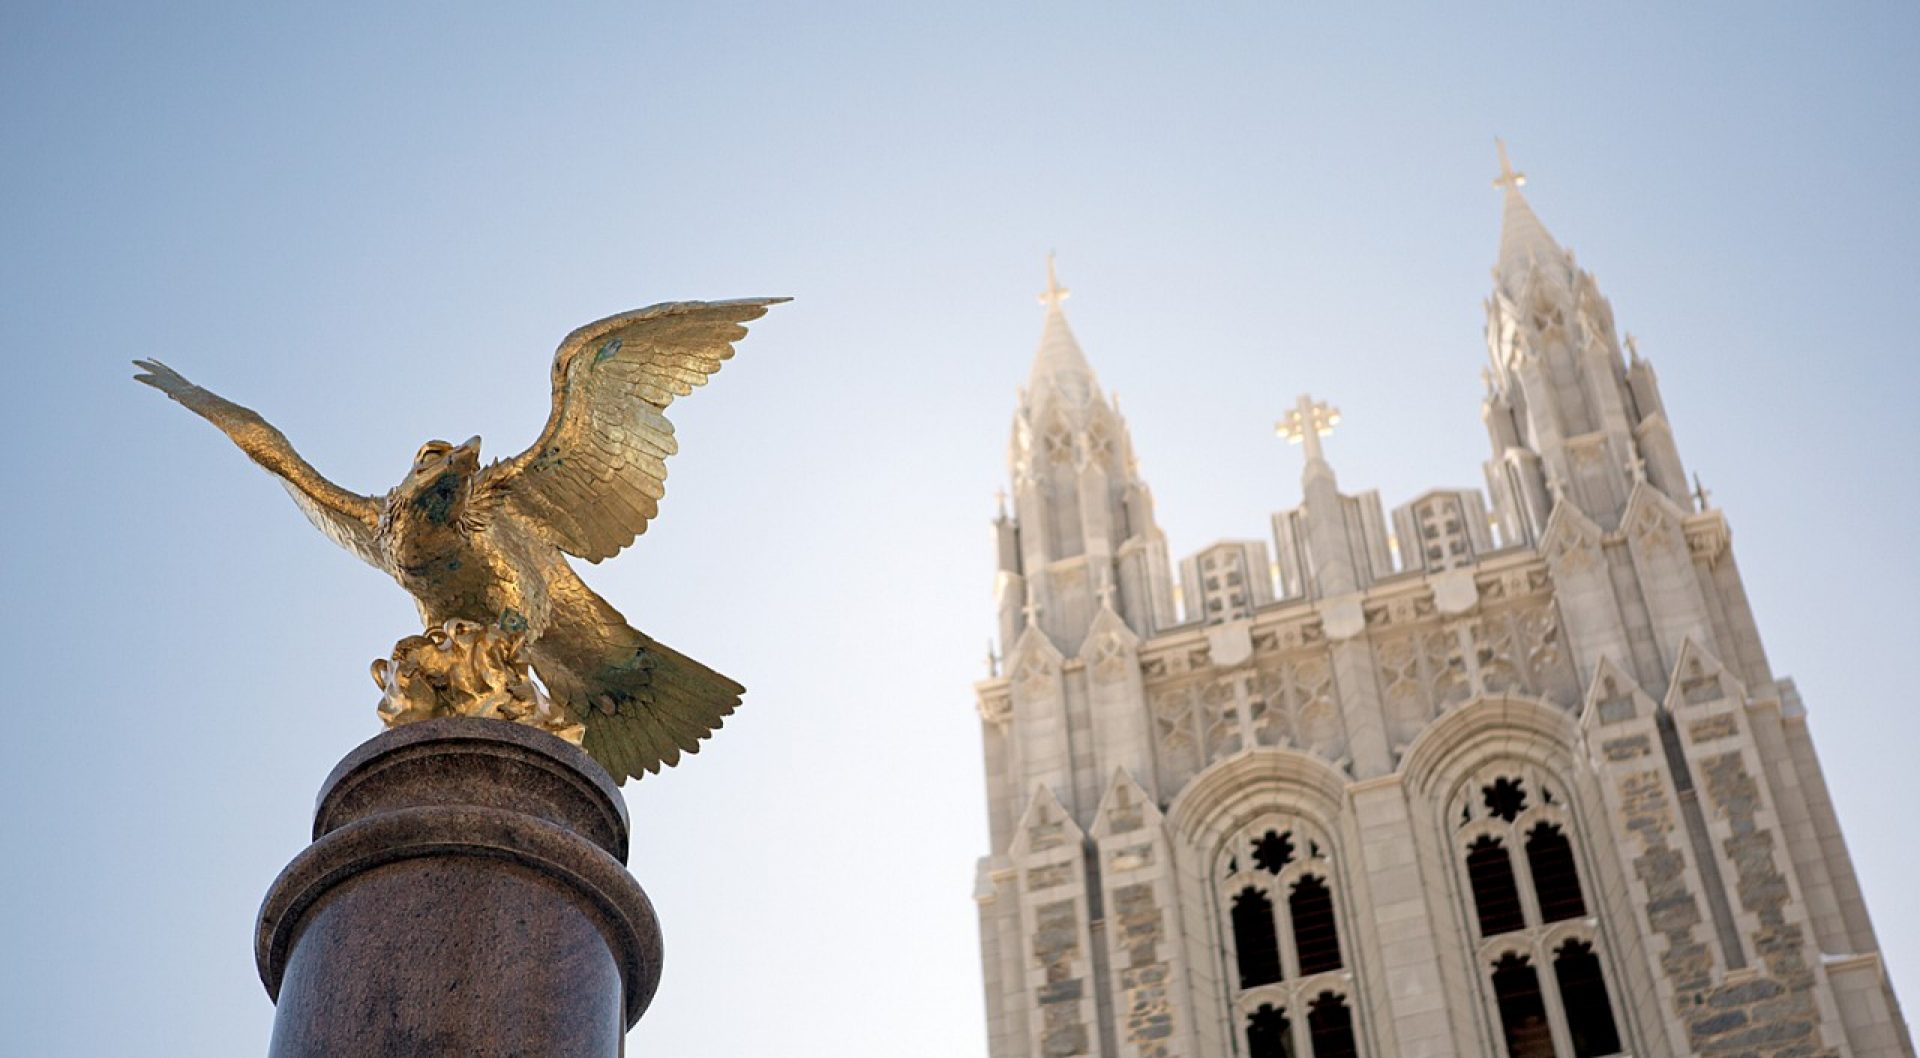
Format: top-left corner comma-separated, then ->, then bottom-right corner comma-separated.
1217,818 -> 1363,1057
1448,765 -> 1624,1057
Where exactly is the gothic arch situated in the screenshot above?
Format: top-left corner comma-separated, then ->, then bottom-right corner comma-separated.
1166,749 -> 1371,1057
1167,747 -> 1348,841
1400,693 -> 1579,802
1399,694 -> 1635,1058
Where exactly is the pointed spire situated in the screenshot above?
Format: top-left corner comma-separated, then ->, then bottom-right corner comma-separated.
1492,139 -> 1566,293
1027,253 -> 1098,400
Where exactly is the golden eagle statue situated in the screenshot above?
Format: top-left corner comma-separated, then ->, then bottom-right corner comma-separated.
134,297 -> 786,784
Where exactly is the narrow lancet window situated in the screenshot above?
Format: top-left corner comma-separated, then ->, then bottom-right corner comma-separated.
1233,887 -> 1283,987
1466,836 -> 1527,936
1491,953 -> 1556,1058
1306,992 -> 1359,1058
1246,1003 -> 1294,1058
1553,940 -> 1621,1058
1289,875 -> 1343,975
1525,823 -> 1587,922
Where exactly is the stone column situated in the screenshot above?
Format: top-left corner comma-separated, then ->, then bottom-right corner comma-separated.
256,717 -> 662,1057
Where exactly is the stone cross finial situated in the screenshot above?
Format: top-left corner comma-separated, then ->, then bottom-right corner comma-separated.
1021,589 -> 1044,627
1277,393 -> 1341,464
1624,332 -> 1642,362
1095,578 -> 1117,610
1494,138 -> 1527,192
1546,468 -> 1569,505
1692,473 -> 1713,512
993,488 -> 1008,520
1627,453 -> 1648,484
1038,253 -> 1070,311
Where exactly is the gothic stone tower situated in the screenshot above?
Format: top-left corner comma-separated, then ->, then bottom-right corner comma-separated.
971,153 -> 1912,1058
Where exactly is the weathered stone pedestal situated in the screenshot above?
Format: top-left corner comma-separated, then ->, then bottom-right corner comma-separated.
256,717 -> 661,1057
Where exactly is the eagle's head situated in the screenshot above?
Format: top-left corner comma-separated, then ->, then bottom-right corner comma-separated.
397,436 -> 482,527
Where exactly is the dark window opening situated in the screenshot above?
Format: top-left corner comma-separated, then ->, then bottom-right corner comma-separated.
1554,940 -> 1622,1057
1467,836 -> 1527,936
1290,875 -> 1343,975
1483,777 -> 1528,823
1226,856 -> 1240,876
1233,887 -> 1283,988
1307,991 -> 1359,1058
1246,1003 -> 1294,1058
1254,829 -> 1296,874
1526,823 -> 1587,922
1491,953 -> 1557,1058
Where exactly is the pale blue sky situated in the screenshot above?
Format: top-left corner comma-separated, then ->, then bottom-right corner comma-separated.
2,4 -> 1915,1055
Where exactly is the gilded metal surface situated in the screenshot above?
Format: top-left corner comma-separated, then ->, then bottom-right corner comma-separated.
373,619 -> 584,744
134,297 -> 787,783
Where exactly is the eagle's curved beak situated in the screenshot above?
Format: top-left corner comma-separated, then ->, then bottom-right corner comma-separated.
451,435 -> 482,473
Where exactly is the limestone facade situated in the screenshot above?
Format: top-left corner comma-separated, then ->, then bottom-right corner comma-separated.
972,159 -> 1912,1058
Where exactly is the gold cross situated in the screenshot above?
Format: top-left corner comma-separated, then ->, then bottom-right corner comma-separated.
1277,393 -> 1341,463
1494,138 -> 1527,193
1038,252 -> 1070,310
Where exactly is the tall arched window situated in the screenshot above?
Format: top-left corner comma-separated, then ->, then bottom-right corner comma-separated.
1219,819 -> 1363,1056
1553,940 -> 1621,1058
1306,991 -> 1360,1058
1525,824 -> 1586,923
1450,766 -> 1625,1057
1465,836 -> 1526,937
1234,888 -> 1283,987
1491,953 -> 1555,1058
1246,1003 -> 1294,1058
1290,875 -> 1342,975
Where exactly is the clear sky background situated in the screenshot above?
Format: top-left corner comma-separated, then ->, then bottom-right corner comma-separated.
2,4 -> 1915,1055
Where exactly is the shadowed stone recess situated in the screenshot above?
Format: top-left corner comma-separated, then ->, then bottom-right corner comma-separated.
256,717 -> 662,1058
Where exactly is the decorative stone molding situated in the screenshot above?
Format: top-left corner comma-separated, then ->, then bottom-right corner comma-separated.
1538,501 -> 1603,576
1684,510 -> 1731,568
1318,594 -> 1367,641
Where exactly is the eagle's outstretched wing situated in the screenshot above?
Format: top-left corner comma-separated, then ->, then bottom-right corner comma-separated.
528,563 -> 745,785
482,298 -> 788,563
132,359 -> 385,569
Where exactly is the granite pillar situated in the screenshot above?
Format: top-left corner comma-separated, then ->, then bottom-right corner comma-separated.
256,717 -> 662,1057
